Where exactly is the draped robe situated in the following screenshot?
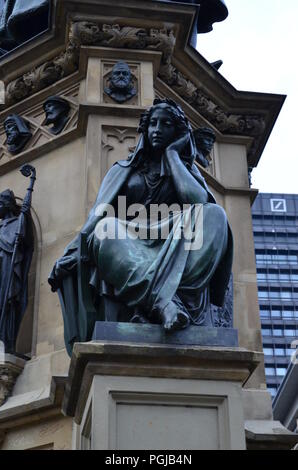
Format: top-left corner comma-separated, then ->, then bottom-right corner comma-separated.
49,135 -> 233,351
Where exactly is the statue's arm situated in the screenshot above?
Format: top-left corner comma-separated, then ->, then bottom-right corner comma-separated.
165,147 -> 209,204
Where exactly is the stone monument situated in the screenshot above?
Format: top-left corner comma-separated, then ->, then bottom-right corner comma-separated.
0,0 -> 296,451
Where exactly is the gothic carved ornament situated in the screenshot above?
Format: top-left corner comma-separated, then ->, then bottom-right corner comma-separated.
4,21 -> 265,149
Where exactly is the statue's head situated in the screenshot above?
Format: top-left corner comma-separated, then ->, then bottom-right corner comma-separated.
43,96 -> 70,125
4,114 -> 32,154
110,61 -> 132,90
0,189 -> 18,218
193,127 -> 216,157
138,98 -> 191,152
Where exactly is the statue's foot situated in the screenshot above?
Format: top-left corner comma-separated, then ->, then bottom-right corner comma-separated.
130,311 -> 147,324
160,301 -> 190,332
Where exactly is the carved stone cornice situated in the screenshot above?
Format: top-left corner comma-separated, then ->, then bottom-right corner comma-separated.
70,22 -> 266,145
5,42 -> 79,107
4,21 -> 265,150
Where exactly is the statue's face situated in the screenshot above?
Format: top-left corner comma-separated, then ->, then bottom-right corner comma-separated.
147,108 -> 176,151
44,101 -> 64,123
201,135 -> 215,154
196,134 -> 215,155
111,63 -> 131,89
4,120 -> 20,144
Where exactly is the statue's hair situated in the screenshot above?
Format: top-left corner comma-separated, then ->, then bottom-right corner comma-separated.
138,98 -> 191,137
194,126 -> 216,141
0,189 -> 18,215
43,96 -> 70,112
4,114 -> 31,137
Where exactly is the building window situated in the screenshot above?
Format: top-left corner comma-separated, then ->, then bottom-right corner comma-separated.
258,290 -> 269,298
282,311 -> 294,319
272,328 -> 283,337
262,328 -> 272,336
286,347 -> 296,356
276,367 -> 287,376
260,310 -> 270,318
284,328 -> 296,337
274,347 -> 285,356
255,250 -> 298,265
263,348 -> 274,356
280,291 -> 292,300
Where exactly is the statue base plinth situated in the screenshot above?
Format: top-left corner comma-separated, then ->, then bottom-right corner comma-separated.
92,321 -> 238,347
63,340 -> 261,450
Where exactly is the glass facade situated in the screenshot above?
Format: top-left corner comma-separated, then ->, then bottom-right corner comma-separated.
252,193 -> 298,398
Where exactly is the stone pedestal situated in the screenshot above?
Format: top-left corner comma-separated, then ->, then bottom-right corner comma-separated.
0,354 -> 26,407
63,341 -> 261,450
92,322 -> 239,347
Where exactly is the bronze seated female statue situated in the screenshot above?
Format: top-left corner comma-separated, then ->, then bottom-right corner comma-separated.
49,99 -> 233,355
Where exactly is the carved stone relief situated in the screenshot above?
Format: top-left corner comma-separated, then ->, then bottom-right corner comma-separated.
43,96 -> 71,135
0,358 -> 26,407
101,126 -> 138,175
103,61 -> 139,105
0,366 -> 18,406
4,114 -> 32,154
0,84 -> 79,165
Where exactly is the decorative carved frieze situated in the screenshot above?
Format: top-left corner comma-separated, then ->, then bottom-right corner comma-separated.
5,44 -> 79,107
70,22 -> 176,65
3,20 -> 265,155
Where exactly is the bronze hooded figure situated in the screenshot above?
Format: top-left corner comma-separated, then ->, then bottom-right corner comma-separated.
49,99 -> 233,355
0,189 -> 34,353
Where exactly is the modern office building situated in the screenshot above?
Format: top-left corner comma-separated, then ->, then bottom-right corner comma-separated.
252,193 -> 298,398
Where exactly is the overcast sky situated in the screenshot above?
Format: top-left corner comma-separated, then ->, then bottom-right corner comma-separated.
197,0 -> 298,195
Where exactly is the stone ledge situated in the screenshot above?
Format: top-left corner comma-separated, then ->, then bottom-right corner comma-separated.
62,341 -> 261,419
0,376 -> 66,430
245,420 -> 298,450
